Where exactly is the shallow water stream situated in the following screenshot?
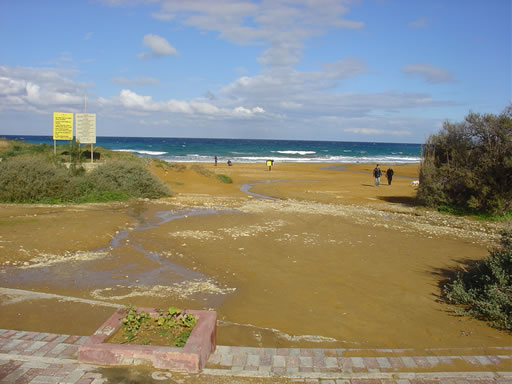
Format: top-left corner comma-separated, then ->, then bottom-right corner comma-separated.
1,205 -> 235,309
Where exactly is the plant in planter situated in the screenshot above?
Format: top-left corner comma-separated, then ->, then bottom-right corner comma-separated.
110,305 -> 198,347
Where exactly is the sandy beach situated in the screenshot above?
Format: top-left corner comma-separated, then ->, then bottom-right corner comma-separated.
0,162 -> 509,350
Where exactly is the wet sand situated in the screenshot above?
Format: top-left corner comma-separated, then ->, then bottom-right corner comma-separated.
0,162 -> 509,350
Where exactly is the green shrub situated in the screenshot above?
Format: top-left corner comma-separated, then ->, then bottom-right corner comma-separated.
168,163 -> 187,172
0,157 -> 170,203
0,157 -> 70,203
0,140 -> 54,160
87,161 -> 170,199
153,159 -> 186,172
418,107 -> 512,216
443,229 -> 512,330
216,174 -> 232,184
191,164 -> 213,177
153,159 -> 169,169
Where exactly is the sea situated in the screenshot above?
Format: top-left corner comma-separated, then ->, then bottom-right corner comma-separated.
2,136 -> 422,164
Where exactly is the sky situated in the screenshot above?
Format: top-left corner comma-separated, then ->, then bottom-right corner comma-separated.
0,0 -> 510,143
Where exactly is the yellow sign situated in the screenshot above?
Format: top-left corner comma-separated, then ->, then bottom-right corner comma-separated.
53,112 -> 74,140
76,113 -> 96,144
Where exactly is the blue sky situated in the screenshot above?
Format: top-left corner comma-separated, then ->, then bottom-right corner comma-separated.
0,0 -> 510,143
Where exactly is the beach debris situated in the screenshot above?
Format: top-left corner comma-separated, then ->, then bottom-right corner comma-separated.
91,279 -> 236,301
16,250 -> 109,269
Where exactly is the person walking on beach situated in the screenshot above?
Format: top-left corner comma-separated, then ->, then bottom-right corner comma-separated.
386,167 -> 394,185
373,164 -> 382,186
214,155 -> 218,166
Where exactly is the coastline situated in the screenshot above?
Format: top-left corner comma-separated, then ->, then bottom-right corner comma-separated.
1,135 -> 423,165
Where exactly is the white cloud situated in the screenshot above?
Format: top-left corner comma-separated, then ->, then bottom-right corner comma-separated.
222,58 -> 368,100
101,89 -> 266,119
0,66 -> 88,113
401,64 -> 455,84
146,0 -> 363,68
280,101 -> 302,109
140,34 -> 178,58
408,18 -> 428,29
0,62 -> 452,142
233,106 -> 265,115
343,127 -> 412,136
218,60 -> 453,118
119,89 -> 157,110
111,76 -> 160,86
151,12 -> 174,21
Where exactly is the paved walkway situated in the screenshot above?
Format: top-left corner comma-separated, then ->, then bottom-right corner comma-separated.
1,329 -> 511,384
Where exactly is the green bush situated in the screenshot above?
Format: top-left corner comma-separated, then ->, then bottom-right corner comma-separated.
0,157 -> 70,203
191,164 -> 213,177
0,140 -> 54,161
216,174 -> 232,184
169,163 -> 187,172
443,229 -> 512,330
417,107 -> 512,216
0,157 -> 170,203
87,161 -> 170,199
153,159 -> 186,172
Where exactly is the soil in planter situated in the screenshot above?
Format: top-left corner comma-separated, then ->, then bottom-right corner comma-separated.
107,306 -> 197,347
107,320 -> 193,347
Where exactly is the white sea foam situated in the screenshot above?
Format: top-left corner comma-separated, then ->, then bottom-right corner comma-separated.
161,154 -> 421,164
272,150 -> 316,155
113,149 -> 167,156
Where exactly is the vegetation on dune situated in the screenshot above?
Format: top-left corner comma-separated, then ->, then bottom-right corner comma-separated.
0,156 -> 72,203
190,164 -> 214,177
443,229 -> 512,331
216,174 -> 233,184
88,161 -> 170,200
410,108 -> 512,331
190,164 -> 233,184
417,107 -> 512,217
0,140 -> 54,161
0,139 -> 171,203
153,158 -> 186,172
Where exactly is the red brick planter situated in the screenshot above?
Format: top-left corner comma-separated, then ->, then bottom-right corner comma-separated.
78,307 -> 217,372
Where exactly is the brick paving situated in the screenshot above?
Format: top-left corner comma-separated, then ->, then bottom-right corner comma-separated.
1,328 -> 511,383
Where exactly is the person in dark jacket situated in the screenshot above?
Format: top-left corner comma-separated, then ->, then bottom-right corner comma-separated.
373,164 -> 382,186
386,168 -> 394,185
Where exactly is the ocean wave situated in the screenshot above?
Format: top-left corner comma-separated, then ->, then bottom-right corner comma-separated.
113,149 -> 168,156
160,154 -> 420,164
272,150 -> 316,155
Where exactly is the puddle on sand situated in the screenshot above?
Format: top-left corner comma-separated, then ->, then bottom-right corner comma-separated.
241,179 -> 320,200
240,180 -> 281,200
0,205 -> 235,308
